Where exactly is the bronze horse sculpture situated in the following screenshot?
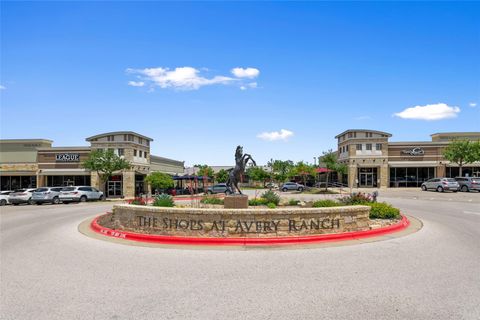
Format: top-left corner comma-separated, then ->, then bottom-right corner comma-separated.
226,146 -> 256,195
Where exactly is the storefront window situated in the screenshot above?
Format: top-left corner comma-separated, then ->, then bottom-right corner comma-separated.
390,167 -> 435,187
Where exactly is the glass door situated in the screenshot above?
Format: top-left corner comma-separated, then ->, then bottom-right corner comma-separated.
107,181 -> 122,197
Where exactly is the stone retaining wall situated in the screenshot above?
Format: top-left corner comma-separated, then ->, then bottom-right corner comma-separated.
101,204 -> 371,238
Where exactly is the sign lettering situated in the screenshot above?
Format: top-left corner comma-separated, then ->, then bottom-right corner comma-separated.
55,153 -> 80,162
401,147 -> 424,156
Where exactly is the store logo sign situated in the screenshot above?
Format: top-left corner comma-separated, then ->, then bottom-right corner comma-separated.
401,147 -> 425,156
56,153 -> 80,162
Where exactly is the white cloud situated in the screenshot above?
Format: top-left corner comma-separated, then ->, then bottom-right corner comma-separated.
239,82 -> 258,91
128,81 -> 145,87
231,67 -> 260,79
394,103 -> 460,121
126,67 -> 236,90
257,129 -> 294,141
0,85 -> 6,90
469,102 -> 477,108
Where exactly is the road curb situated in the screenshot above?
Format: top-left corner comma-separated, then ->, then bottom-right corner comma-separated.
88,213 -> 411,247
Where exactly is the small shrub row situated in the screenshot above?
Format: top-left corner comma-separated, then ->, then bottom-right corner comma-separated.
249,198 -> 269,206
367,202 -> 400,219
312,199 -> 340,207
288,199 -> 300,206
152,194 -> 175,207
261,190 -> 280,205
339,193 -> 373,205
130,197 -> 147,206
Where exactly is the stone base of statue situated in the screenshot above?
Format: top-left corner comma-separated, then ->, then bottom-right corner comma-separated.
224,194 -> 248,209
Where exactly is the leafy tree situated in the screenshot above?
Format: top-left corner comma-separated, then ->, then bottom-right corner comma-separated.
82,149 -> 131,191
215,169 -> 229,183
247,166 -> 270,186
443,140 -> 480,176
320,150 -> 346,190
145,172 -> 174,192
290,161 -> 315,186
269,160 -> 294,183
195,164 -> 215,179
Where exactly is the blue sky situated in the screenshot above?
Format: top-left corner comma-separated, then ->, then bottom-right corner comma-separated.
1,1 -> 479,166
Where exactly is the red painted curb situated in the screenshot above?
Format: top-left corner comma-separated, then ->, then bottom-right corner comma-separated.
90,214 -> 410,246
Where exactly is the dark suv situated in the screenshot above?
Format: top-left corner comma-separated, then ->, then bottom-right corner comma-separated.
454,177 -> 480,192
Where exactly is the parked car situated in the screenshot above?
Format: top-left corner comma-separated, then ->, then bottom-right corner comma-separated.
280,182 -> 305,192
265,182 -> 279,189
8,189 -> 37,205
455,177 -> 480,192
421,178 -> 459,192
31,187 -> 64,205
206,183 -> 231,194
59,186 -> 104,203
0,191 -> 14,206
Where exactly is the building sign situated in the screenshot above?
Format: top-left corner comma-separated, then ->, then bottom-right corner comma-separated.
136,216 -> 340,233
401,147 -> 425,156
55,153 -> 80,162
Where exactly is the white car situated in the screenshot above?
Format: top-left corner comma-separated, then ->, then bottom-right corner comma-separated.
0,191 -> 14,206
8,189 -> 37,205
59,186 -> 104,203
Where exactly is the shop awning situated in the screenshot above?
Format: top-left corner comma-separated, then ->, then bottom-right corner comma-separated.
38,169 -> 90,176
315,168 -> 332,173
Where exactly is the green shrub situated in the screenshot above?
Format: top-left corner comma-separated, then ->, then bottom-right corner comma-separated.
312,199 -> 340,207
339,193 -> 373,205
267,202 -> 276,209
152,194 -> 175,207
368,202 -> 400,219
249,198 -> 269,206
260,190 -> 280,205
200,196 -> 224,205
288,199 -> 300,206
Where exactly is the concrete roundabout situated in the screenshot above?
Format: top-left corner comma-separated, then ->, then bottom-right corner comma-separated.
79,209 -> 420,248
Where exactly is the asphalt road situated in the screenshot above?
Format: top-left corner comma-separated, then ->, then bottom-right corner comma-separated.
1,193 -> 479,320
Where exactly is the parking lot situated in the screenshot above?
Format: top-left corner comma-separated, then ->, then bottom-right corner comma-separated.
1,188 -> 480,319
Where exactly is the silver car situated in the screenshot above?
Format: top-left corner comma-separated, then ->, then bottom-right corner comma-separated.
206,183 -> 231,194
0,191 -> 14,206
59,186 -> 104,203
8,189 -> 37,205
421,178 -> 459,192
455,177 -> 480,192
281,182 -> 305,192
31,187 -> 64,205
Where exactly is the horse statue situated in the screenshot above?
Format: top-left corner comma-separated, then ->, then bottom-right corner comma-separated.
226,146 -> 256,195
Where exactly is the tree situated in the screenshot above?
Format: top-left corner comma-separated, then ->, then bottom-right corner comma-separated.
82,149 -> 131,192
246,166 -> 270,186
195,164 -> 215,179
215,169 -> 229,183
290,161 -> 315,186
145,172 -> 174,193
320,150 -> 346,190
269,160 -> 294,183
443,140 -> 480,176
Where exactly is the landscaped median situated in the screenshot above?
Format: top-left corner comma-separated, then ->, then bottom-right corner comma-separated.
89,193 -> 411,246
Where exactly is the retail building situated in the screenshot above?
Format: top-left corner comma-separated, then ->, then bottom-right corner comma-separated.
335,130 -> 480,188
0,131 -> 184,197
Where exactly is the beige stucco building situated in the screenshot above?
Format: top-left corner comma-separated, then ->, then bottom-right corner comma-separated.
0,131 -> 184,198
336,130 -> 480,188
